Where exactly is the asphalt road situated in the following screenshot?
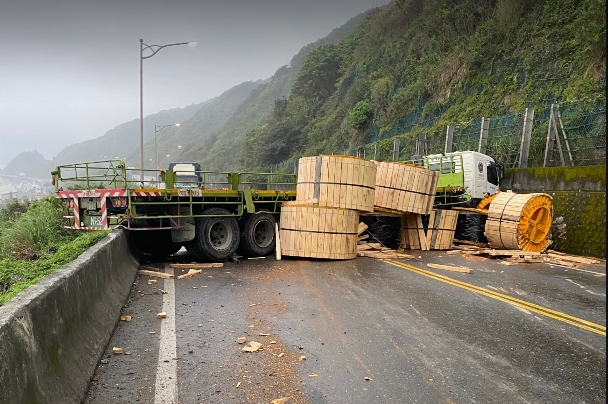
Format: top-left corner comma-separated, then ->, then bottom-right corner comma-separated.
85,251 -> 606,404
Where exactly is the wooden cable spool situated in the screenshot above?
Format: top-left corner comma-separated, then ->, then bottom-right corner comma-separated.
279,205 -> 359,260
374,161 -> 439,214
484,192 -> 553,252
296,156 -> 376,213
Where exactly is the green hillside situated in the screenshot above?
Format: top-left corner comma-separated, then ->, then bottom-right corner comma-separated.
174,10 -> 371,171
126,81 -> 260,169
55,103 -> 205,166
237,0 -> 605,171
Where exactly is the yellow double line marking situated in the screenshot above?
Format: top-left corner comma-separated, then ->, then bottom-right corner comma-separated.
384,260 -> 606,336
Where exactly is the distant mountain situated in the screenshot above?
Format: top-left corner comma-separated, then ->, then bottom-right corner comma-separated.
173,10 -> 371,171
54,102 -> 205,166
2,151 -> 55,179
125,81 -> 260,169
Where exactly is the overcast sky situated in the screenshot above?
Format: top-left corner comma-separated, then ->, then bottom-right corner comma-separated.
0,0 -> 381,168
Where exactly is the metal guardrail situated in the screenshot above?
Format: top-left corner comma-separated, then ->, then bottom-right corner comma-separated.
54,160 -> 297,192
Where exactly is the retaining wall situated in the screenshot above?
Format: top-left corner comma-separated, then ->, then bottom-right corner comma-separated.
0,229 -> 140,404
501,166 -> 606,258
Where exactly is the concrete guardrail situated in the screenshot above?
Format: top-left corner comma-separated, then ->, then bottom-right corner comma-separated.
0,229 -> 140,404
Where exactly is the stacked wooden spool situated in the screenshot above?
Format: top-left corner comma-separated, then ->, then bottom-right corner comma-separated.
374,162 -> 439,215
374,161 -> 451,250
484,192 -> 553,253
280,156 -> 377,260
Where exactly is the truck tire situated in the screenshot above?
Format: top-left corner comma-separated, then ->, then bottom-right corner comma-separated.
131,230 -> 183,258
192,208 -> 240,262
237,213 -> 277,257
184,240 -> 204,261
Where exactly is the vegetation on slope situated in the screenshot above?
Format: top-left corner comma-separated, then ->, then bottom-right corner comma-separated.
0,198 -> 106,306
238,0 -> 605,171
54,103 -> 204,166
126,81 -> 260,169
173,10 -> 371,171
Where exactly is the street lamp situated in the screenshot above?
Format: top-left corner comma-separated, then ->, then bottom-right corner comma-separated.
139,38 -> 196,181
154,123 -> 180,170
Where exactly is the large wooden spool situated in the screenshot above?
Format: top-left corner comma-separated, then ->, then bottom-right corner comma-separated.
296,156 -> 376,212
279,205 -> 359,260
374,162 -> 439,214
485,192 -> 553,252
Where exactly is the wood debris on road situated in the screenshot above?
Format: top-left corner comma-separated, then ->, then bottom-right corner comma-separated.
120,315 -> 131,321
138,269 -> 175,279
427,263 -> 474,274
177,269 -> 203,280
242,341 -> 263,352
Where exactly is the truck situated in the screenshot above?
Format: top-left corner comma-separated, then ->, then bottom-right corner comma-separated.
404,150 -> 504,208
52,160 -> 296,260
52,151 -> 502,260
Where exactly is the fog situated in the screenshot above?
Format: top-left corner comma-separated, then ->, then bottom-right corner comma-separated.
0,0 -> 378,168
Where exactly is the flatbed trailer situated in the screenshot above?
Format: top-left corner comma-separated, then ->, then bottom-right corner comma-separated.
52,159 -> 296,261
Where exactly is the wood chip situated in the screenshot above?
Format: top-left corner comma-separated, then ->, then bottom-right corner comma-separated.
278,353 -> 285,358
147,279 -> 157,285
237,337 -> 246,344
177,269 -> 203,280
157,312 -> 167,319
242,341 -> 263,352
138,270 -> 175,279
426,263 -> 473,274
236,382 -> 241,388
258,333 -> 270,336
308,373 -> 318,377
298,356 -> 306,361
170,263 -> 223,269
271,398 -> 290,404
112,347 -> 123,355
248,257 -> 266,260
120,315 -> 132,321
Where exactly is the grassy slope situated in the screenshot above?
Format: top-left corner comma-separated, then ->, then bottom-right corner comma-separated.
174,10 -> 371,171
238,0 -> 606,170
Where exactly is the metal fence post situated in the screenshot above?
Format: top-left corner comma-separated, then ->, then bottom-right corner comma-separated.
445,125 -> 454,153
478,117 -> 490,154
373,142 -> 378,161
417,133 -> 428,156
519,108 -> 534,168
392,138 -> 400,161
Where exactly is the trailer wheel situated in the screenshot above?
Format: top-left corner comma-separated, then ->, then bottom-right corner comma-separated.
131,230 -> 183,258
237,213 -> 277,257
192,208 -> 240,262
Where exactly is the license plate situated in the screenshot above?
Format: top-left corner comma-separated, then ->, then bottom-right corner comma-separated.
89,216 -> 103,227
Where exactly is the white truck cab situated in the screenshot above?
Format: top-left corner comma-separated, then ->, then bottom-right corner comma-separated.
422,151 -> 503,201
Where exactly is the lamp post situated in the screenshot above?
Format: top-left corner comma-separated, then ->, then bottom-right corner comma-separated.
140,38 -> 196,182
154,123 -> 180,170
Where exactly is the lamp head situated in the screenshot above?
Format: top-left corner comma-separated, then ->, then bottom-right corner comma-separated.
188,41 -> 197,47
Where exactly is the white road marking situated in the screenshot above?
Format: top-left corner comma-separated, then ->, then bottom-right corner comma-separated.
549,263 -> 606,277
155,266 -> 178,404
566,279 -> 606,297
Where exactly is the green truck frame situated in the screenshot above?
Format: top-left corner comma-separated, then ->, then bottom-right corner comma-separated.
53,159 -> 297,260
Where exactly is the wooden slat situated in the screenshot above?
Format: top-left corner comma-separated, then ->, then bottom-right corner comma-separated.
426,263 -> 473,274
138,270 -> 175,279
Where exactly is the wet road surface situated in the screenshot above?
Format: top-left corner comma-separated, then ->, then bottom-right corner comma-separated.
85,251 -> 606,404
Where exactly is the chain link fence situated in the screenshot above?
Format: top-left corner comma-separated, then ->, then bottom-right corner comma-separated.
274,98 -> 605,168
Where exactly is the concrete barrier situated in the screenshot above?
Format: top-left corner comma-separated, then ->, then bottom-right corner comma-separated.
0,229 -> 140,404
